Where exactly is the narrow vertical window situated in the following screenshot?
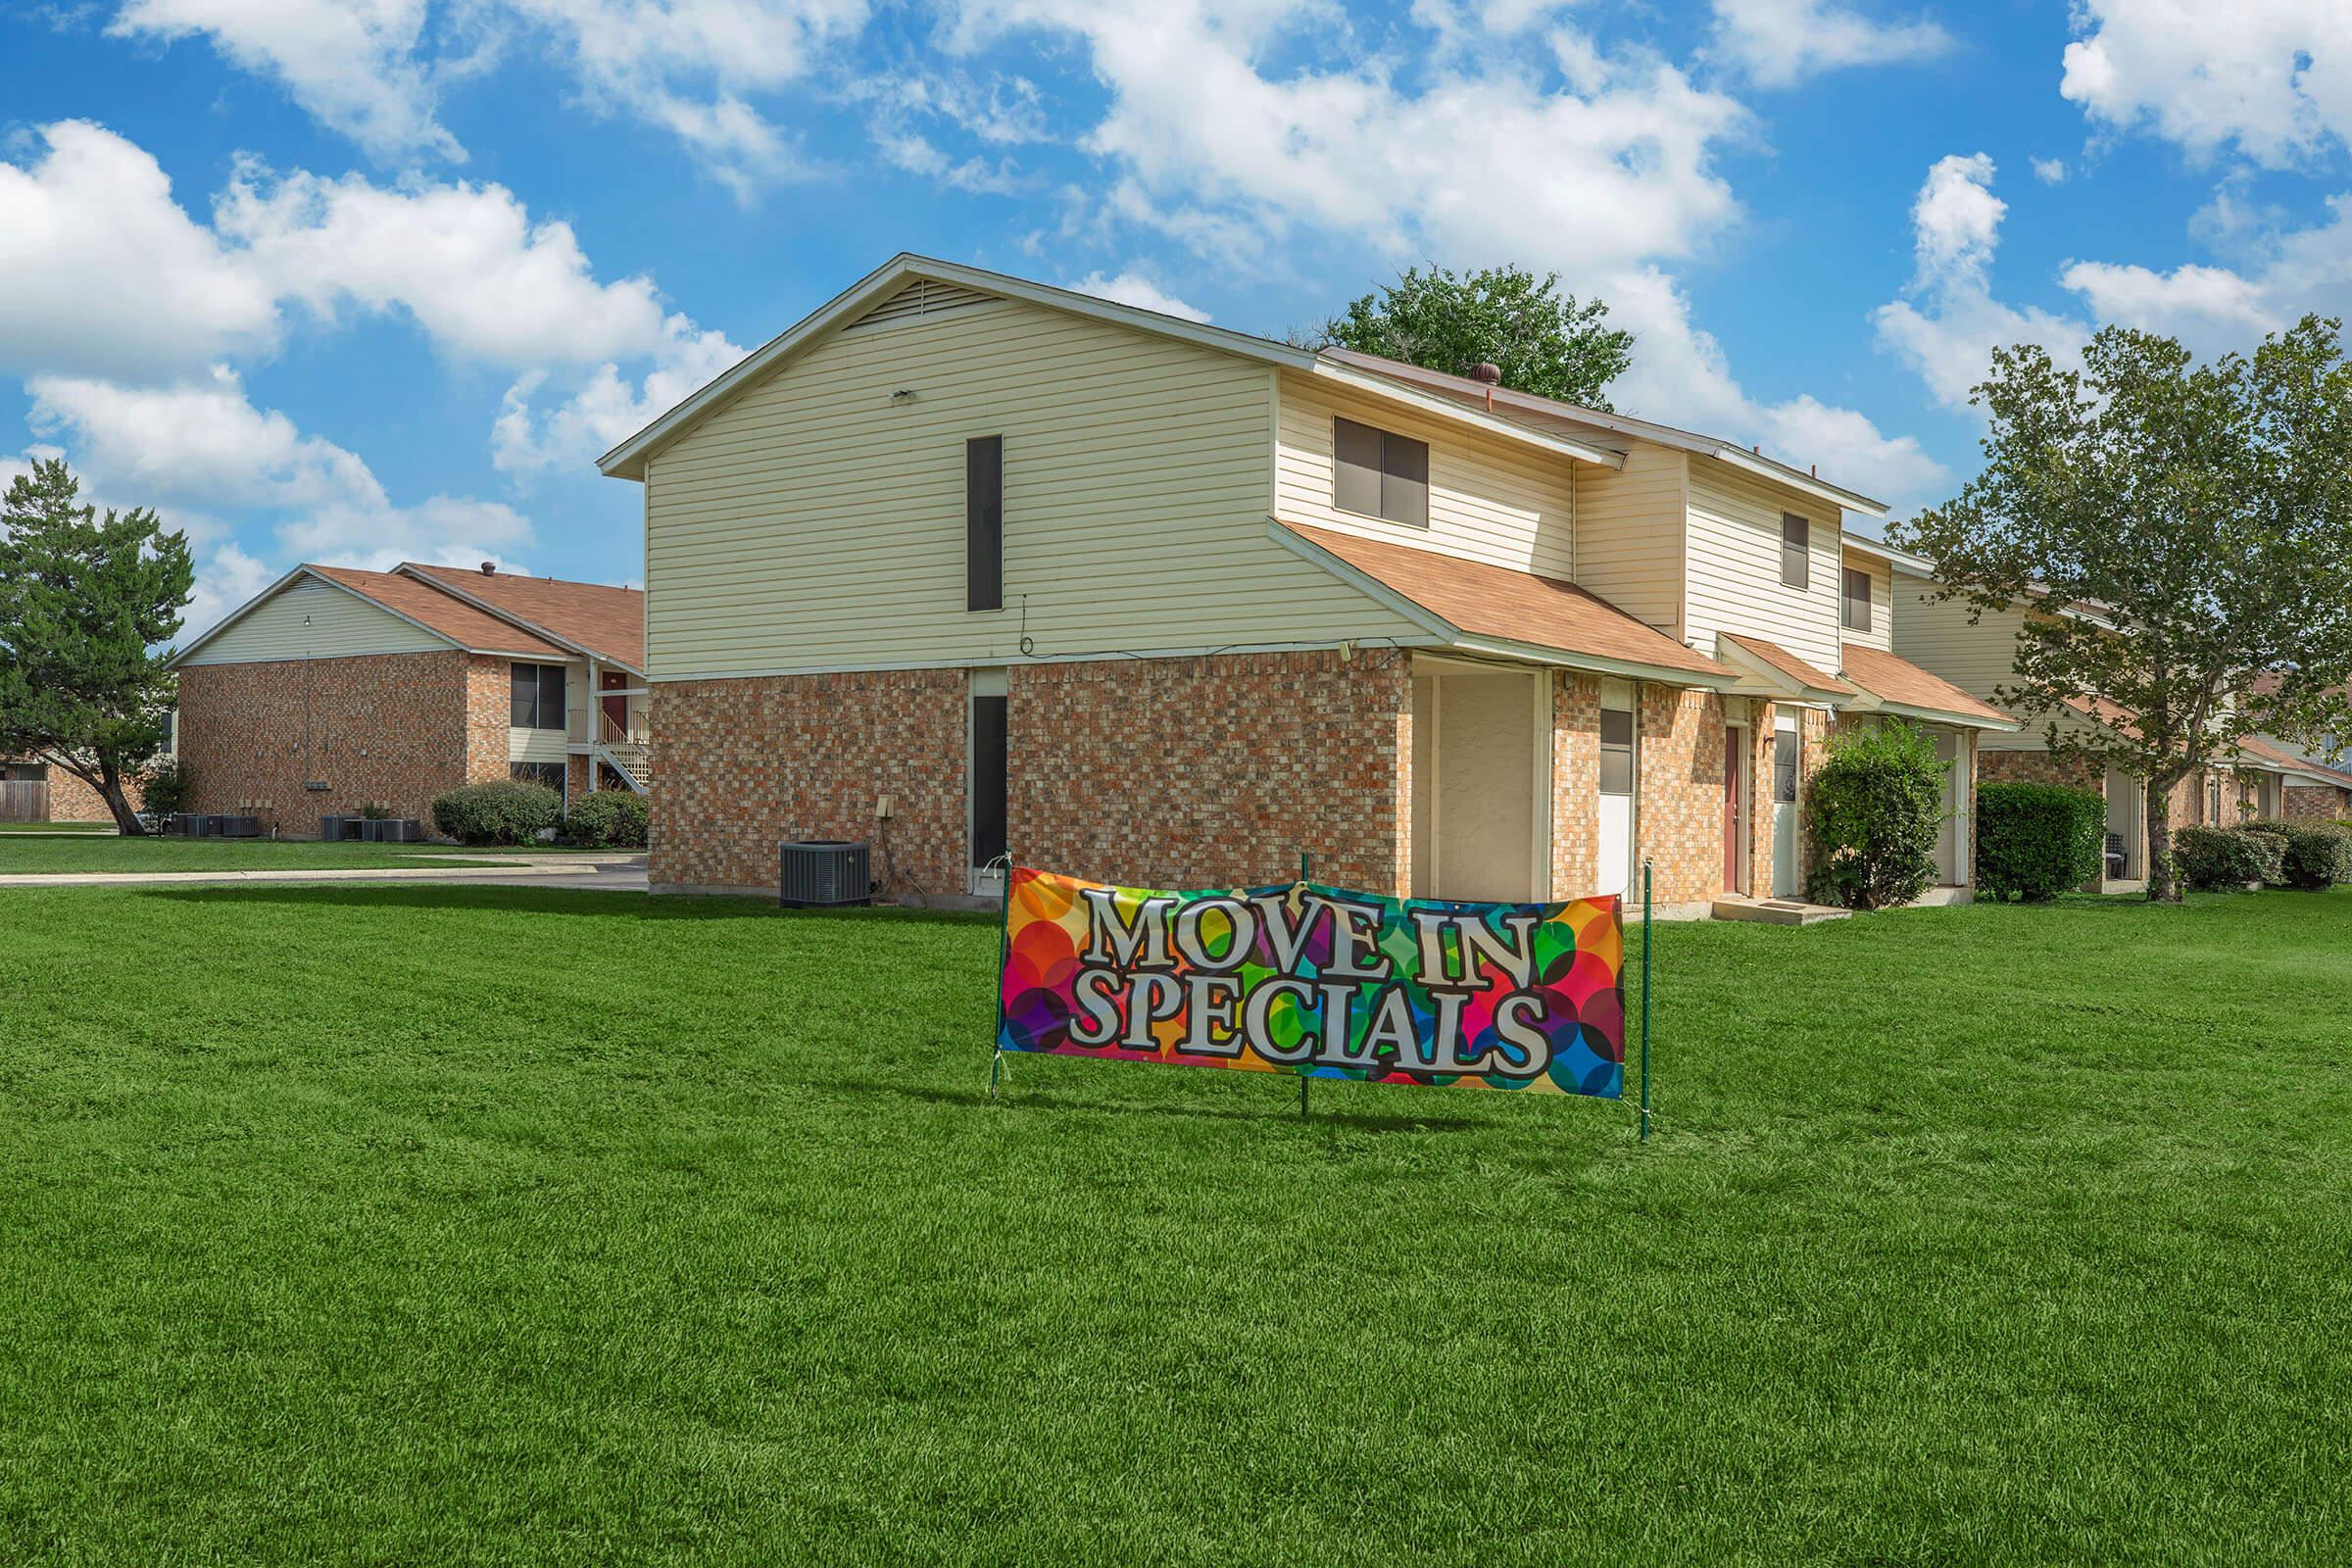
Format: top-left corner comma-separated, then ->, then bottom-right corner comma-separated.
1841,566 -> 1873,632
970,690 -> 1007,872
1598,709 -> 1635,796
1781,514 -> 1810,590
1773,726 -> 1799,804
967,435 -> 1003,612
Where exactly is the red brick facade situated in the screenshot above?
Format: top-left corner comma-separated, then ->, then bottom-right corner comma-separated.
176,652 -> 514,830
1549,672 -> 1600,899
1634,684 -> 1732,910
2286,782 -> 2352,823
652,652 -> 1413,898
1979,748 -> 2102,791
0,760 -> 141,821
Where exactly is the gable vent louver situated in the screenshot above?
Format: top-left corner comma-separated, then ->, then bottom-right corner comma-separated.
844,277 -> 997,332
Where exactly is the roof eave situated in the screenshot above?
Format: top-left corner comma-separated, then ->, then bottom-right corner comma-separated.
394,566 -> 646,676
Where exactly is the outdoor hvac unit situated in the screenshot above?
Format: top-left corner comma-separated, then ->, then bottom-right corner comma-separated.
219,815 -> 263,838
376,819 -> 422,843
779,841 -> 871,907
319,815 -> 355,841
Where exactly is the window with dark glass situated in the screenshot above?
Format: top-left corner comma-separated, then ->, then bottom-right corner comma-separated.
1841,566 -> 1873,631
510,761 -> 565,793
1774,727 -> 1800,805
1334,416 -> 1430,526
1781,514 -> 1810,589
511,662 -> 566,729
1599,709 -> 1636,796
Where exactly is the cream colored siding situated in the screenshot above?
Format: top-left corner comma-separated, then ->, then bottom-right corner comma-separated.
1275,373 -> 1576,577
1838,549 -> 1893,653
645,294 -> 1417,677
1684,458 -> 1842,671
1571,442 -> 1687,634
180,577 -> 450,665
1892,570 -> 2028,701
510,727 -> 568,764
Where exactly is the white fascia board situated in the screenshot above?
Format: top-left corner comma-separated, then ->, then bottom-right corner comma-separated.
1840,531 -> 1936,573
1704,444 -> 1887,517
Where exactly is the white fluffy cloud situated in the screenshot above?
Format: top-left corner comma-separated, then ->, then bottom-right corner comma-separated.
2061,0 -> 2352,167
491,324 -> 746,473
1708,0 -> 1952,88
1873,154 -> 2088,409
112,0 -> 461,163
110,0 -> 866,193
0,122 -> 278,381
2058,261 -> 2282,344
1071,271 -> 1211,322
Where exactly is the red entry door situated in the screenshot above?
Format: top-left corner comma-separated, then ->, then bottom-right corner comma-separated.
601,669 -> 628,736
1722,729 -> 1742,894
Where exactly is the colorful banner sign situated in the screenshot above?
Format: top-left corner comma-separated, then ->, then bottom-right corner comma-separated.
996,867 -> 1625,1098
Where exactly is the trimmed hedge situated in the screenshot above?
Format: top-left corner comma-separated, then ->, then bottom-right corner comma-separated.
1977,781 -> 2106,902
2279,823 -> 2352,891
1804,719 -> 1943,910
431,780 -> 561,846
2173,826 -> 2279,891
565,789 -> 648,849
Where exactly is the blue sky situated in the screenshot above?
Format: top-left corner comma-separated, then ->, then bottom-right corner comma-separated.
4,0 -> 2349,639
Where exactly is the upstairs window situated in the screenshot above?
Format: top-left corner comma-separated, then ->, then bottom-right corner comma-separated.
511,662 -> 566,730
1781,514 -> 1810,590
966,435 -> 1003,612
1841,566 -> 1873,632
1334,416 -> 1430,527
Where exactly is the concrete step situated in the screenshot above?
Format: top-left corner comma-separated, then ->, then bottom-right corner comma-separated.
1710,895 -> 1853,925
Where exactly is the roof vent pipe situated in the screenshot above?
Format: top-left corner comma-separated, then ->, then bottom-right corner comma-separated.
479,562 -> 497,575
1469,363 -> 1502,384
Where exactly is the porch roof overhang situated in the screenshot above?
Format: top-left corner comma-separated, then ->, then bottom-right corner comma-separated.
1838,643 -> 2021,731
1714,632 -> 1855,705
1269,518 -> 1740,689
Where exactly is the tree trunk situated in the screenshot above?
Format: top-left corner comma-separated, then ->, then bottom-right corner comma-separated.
2144,776 -> 2179,903
56,753 -> 150,836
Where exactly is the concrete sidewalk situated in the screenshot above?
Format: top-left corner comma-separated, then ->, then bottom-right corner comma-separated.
0,855 -> 650,892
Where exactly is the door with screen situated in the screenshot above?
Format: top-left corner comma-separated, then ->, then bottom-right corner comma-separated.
969,682 -> 1006,895
1771,716 -> 1800,898
1597,705 -> 1635,898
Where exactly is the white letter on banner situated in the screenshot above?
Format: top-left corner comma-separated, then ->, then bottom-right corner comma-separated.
1490,994 -> 1553,1078
1249,892 -> 1318,973
1357,984 -> 1419,1068
1242,977 -> 1320,1064
1081,888 -> 1174,968
1317,897 -> 1394,981
1459,912 -> 1539,988
1312,983 -> 1380,1068
1172,898 -> 1258,974
1068,968 -> 1123,1046
1182,974 -> 1244,1055
1122,972 -> 1186,1048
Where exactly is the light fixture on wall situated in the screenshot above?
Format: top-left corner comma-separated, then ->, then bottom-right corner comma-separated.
889,389 -> 918,404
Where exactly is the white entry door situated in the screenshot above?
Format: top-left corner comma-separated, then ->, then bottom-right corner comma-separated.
1771,715 -> 1801,898
1596,700 -> 1635,898
1931,728 -> 1960,884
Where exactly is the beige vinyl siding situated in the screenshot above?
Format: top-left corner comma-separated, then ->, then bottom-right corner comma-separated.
1839,549 -> 1893,653
645,294 -> 1417,677
509,660 -> 587,761
1684,458 -> 1842,671
1892,569 -> 2027,701
1571,441 -> 1687,635
179,577 -> 451,665
1275,373 -> 1576,577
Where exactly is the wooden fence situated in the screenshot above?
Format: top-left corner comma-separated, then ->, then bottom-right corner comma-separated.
0,780 -> 50,823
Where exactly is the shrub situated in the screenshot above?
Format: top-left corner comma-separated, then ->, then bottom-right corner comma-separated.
1803,719 -> 1943,910
1977,781 -> 2106,903
565,789 -> 648,849
2172,826 -> 2278,891
2279,823 -> 2352,890
431,780 -> 561,846
2239,818 -> 2291,840
138,756 -> 192,820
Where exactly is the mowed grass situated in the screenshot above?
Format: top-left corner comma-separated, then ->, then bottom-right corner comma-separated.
0,820 -> 113,833
0,837 -> 562,873
2,885 -> 2348,1566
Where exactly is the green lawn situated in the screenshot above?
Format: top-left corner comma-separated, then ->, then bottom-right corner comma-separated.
0,819 -> 113,832
0,836 -> 528,873
2,885 -> 2346,1565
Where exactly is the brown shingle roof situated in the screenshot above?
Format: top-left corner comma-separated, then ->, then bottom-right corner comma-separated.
308,565 -> 570,659
1839,644 -> 2014,727
1719,632 -> 1855,697
401,564 -> 645,670
1277,520 -> 1733,682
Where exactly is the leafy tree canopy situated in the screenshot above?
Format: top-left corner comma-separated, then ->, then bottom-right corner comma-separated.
0,458 -> 193,834
1892,318 -> 2352,900
1317,265 -> 1634,410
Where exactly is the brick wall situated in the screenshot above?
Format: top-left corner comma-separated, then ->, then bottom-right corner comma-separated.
1636,683 -> 1731,909
1549,672 -> 1599,899
2286,783 -> 2352,823
1,760 -> 140,821
652,667 -> 967,896
1011,650 -> 1413,895
1980,748 -> 2102,791
177,652 -> 485,830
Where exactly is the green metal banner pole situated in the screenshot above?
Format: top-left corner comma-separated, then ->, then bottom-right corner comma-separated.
1640,857 -> 1653,1142
990,852 -> 1012,1100
1299,851 -> 1312,1120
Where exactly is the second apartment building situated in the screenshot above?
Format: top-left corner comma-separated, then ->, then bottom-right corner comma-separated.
604,256 -> 2010,914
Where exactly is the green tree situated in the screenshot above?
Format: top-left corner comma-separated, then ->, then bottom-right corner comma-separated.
1893,318 -> 2352,903
0,458 -> 193,835
1317,265 -> 1634,409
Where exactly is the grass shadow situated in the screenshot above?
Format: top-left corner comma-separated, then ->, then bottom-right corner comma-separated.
135,882 -> 1002,926
876,1076 -> 1507,1135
